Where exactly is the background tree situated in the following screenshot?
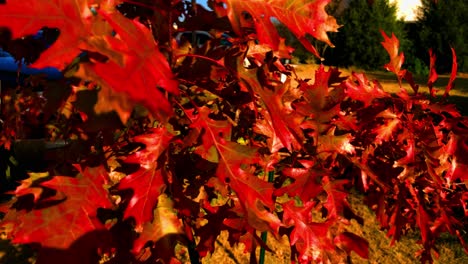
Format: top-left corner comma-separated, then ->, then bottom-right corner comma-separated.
401,21 -> 429,75
416,0 -> 468,73
324,0 -> 407,70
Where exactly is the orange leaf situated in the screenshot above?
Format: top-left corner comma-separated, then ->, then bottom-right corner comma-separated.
380,30 -> 405,76
344,72 -> 389,107
444,47 -> 457,98
133,194 -> 184,255
427,49 -> 438,97
240,66 -> 304,151
87,11 -> 179,119
216,0 -> 339,58
283,200 -> 334,262
1,166 -> 112,249
118,128 -> 174,226
0,0 -> 111,68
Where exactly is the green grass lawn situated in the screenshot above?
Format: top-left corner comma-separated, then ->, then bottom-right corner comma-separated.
203,190 -> 468,264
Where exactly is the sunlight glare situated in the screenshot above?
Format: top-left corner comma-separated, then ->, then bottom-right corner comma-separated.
391,0 -> 422,21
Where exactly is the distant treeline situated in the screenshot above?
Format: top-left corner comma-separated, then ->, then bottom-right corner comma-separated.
276,0 -> 467,74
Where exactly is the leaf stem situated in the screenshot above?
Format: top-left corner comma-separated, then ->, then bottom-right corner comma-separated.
259,170 -> 275,264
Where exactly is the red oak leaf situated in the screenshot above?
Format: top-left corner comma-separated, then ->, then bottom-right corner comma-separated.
228,168 -> 282,233
385,187 -> 412,245
10,172 -> 49,202
298,64 -> 333,111
380,31 -> 420,96
372,118 -> 400,144
216,0 -> 340,58
247,38 -> 294,63
334,232 -> 369,259
446,161 -> 468,185
380,30 -> 404,77
316,127 -> 355,160
240,66 -> 304,151
282,200 -> 334,263
74,64 -> 136,123
427,49 -> 438,97
188,106 -> 232,163
216,140 -> 281,233
344,73 -> 388,107
188,106 -> 281,233
407,184 -> 436,257
1,166 -> 112,249
443,47 -> 457,98
194,204 -> 233,256
295,65 -> 346,137
333,112 -> 359,131
322,176 -> 350,220
93,85 -> 136,124
118,128 -> 174,226
446,125 -> 468,180
401,70 -> 420,94
393,138 -> 417,180
133,194 -> 184,256
275,167 -> 324,203
253,109 -> 286,153
416,203 -> 432,252
0,0 -> 110,68
83,10 -> 179,119
215,140 -> 260,183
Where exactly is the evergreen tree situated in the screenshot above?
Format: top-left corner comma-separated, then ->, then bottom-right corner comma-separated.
324,0 -> 406,70
416,0 -> 468,73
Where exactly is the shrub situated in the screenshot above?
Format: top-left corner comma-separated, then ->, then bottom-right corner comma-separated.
0,1 -> 466,264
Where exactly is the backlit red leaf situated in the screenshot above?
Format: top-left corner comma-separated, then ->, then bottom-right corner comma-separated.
372,118 -> 400,144
393,138 -> 416,180
228,170 -> 282,233
294,65 -> 344,125
189,106 -> 281,233
253,109 -> 286,153
322,177 -> 350,220
118,128 -> 174,226
216,141 -> 281,233
275,167 -> 324,203
240,66 -> 304,151
188,106 -> 232,163
0,0 -> 111,68
282,200 -> 334,263
444,47 -> 458,98
380,30 -> 404,76
86,11 -> 179,119
216,0 -> 340,58
317,127 -> 355,159
1,166 -> 112,248
428,49 -> 438,97
344,73 -> 388,107
133,194 -> 184,255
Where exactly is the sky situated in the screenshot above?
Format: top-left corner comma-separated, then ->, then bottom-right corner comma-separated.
198,0 -> 422,21
391,0 -> 422,21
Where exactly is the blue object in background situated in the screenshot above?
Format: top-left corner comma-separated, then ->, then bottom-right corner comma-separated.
0,30 -> 62,87
0,50 -> 62,82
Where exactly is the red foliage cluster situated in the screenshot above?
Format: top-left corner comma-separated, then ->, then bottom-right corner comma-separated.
0,0 -> 466,263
